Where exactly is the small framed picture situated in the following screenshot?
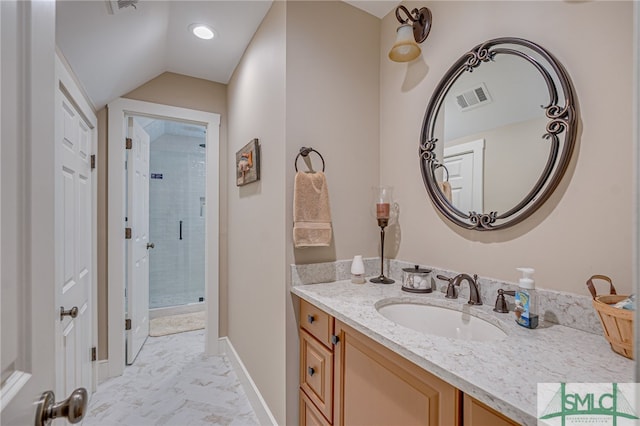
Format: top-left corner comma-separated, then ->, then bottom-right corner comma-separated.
236,138 -> 260,186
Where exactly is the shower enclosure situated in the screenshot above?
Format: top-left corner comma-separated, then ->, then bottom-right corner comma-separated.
146,118 -> 206,309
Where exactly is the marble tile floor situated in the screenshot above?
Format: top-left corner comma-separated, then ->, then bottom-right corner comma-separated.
84,330 -> 260,426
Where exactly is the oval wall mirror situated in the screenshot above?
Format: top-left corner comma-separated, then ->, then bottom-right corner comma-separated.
419,37 -> 577,230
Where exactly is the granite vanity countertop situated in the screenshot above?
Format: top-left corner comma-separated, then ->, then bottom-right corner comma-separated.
291,280 -> 635,426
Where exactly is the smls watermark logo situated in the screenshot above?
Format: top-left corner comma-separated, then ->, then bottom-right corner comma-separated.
538,383 -> 639,425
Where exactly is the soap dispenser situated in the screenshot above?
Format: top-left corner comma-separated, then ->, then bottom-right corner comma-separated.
514,267 -> 539,329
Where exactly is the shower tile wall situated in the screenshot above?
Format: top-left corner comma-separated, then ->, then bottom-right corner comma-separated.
149,132 -> 205,308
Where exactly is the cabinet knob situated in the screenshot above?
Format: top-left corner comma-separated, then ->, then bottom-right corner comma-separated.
308,367 -> 315,376
331,335 -> 340,345
307,314 -> 315,324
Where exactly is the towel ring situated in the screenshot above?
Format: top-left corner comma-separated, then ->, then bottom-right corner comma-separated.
434,163 -> 449,182
294,147 -> 325,172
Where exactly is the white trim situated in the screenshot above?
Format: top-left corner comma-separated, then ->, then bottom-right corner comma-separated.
444,138 -> 485,212
633,0 -> 639,382
54,46 -> 97,115
96,360 -> 111,385
107,98 -> 220,378
219,337 -> 278,426
54,56 -> 97,128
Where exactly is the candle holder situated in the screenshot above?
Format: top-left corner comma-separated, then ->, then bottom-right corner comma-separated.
370,186 -> 395,284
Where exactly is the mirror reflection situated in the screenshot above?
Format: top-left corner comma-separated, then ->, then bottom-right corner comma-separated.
420,38 -> 577,230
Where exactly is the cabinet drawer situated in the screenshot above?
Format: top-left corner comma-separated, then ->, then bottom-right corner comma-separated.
300,299 -> 334,348
300,389 -> 331,426
300,330 -> 334,422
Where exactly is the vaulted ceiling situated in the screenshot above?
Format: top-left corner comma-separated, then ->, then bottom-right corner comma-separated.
55,1 -> 398,110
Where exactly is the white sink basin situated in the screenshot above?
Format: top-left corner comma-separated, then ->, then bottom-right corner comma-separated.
377,303 -> 507,342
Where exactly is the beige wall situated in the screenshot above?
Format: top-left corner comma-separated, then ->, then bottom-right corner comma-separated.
96,72 -> 228,359
225,1 -> 380,423
284,1 -> 380,423
380,1 -> 634,294
226,1 -> 288,422
448,117 -> 549,213
285,0 -> 381,265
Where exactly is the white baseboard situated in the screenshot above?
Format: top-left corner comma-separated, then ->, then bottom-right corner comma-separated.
96,360 -> 110,384
218,337 -> 278,426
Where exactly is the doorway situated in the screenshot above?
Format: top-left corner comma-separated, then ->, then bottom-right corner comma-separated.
145,117 -> 207,310
107,98 -> 220,378
141,116 -> 208,346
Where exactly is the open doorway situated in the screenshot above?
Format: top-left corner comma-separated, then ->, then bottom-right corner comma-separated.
141,117 -> 208,331
107,98 -> 220,378
124,115 -> 208,364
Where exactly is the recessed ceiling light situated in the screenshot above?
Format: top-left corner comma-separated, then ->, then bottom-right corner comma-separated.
189,24 -> 215,40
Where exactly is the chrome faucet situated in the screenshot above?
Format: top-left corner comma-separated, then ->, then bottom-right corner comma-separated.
451,274 -> 483,305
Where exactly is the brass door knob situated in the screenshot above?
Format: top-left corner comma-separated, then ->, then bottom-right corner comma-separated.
36,388 -> 88,426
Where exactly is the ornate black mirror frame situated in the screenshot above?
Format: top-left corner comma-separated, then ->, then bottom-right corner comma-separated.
419,37 -> 577,230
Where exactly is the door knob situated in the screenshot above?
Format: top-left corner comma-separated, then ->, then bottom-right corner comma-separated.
60,306 -> 78,320
146,242 -> 155,249
35,388 -> 88,426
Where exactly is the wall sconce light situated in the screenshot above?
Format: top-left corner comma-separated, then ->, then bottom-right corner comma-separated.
388,6 -> 432,63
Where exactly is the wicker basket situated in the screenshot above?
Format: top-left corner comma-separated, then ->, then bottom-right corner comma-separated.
586,275 -> 634,360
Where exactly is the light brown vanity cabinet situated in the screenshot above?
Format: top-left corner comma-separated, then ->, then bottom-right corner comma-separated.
299,298 -> 519,426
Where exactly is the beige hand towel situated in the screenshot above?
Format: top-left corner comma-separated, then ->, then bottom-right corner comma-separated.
293,171 -> 332,248
438,181 -> 452,202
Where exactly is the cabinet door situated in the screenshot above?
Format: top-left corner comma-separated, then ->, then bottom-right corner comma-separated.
463,394 -> 519,426
333,320 -> 460,426
300,329 -> 333,421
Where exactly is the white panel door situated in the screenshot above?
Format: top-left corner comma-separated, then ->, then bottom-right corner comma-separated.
444,139 -> 484,214
55,91 -> 94,398
126,117 -> 151,364
0,1 -> 86,424
444,153 -> 475,213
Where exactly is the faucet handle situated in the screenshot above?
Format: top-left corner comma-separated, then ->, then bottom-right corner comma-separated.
437,275 -> 458,299
493,288 -> 516,313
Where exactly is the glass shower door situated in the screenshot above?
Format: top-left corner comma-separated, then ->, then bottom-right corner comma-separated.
148,120 -> 206,309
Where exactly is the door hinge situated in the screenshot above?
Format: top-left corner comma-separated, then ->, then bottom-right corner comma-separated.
125,227 -> 132,239
125,319 -> 132,330
91,347 -> 97,362
91,154 -> 96,170
125,137 -> 132,150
